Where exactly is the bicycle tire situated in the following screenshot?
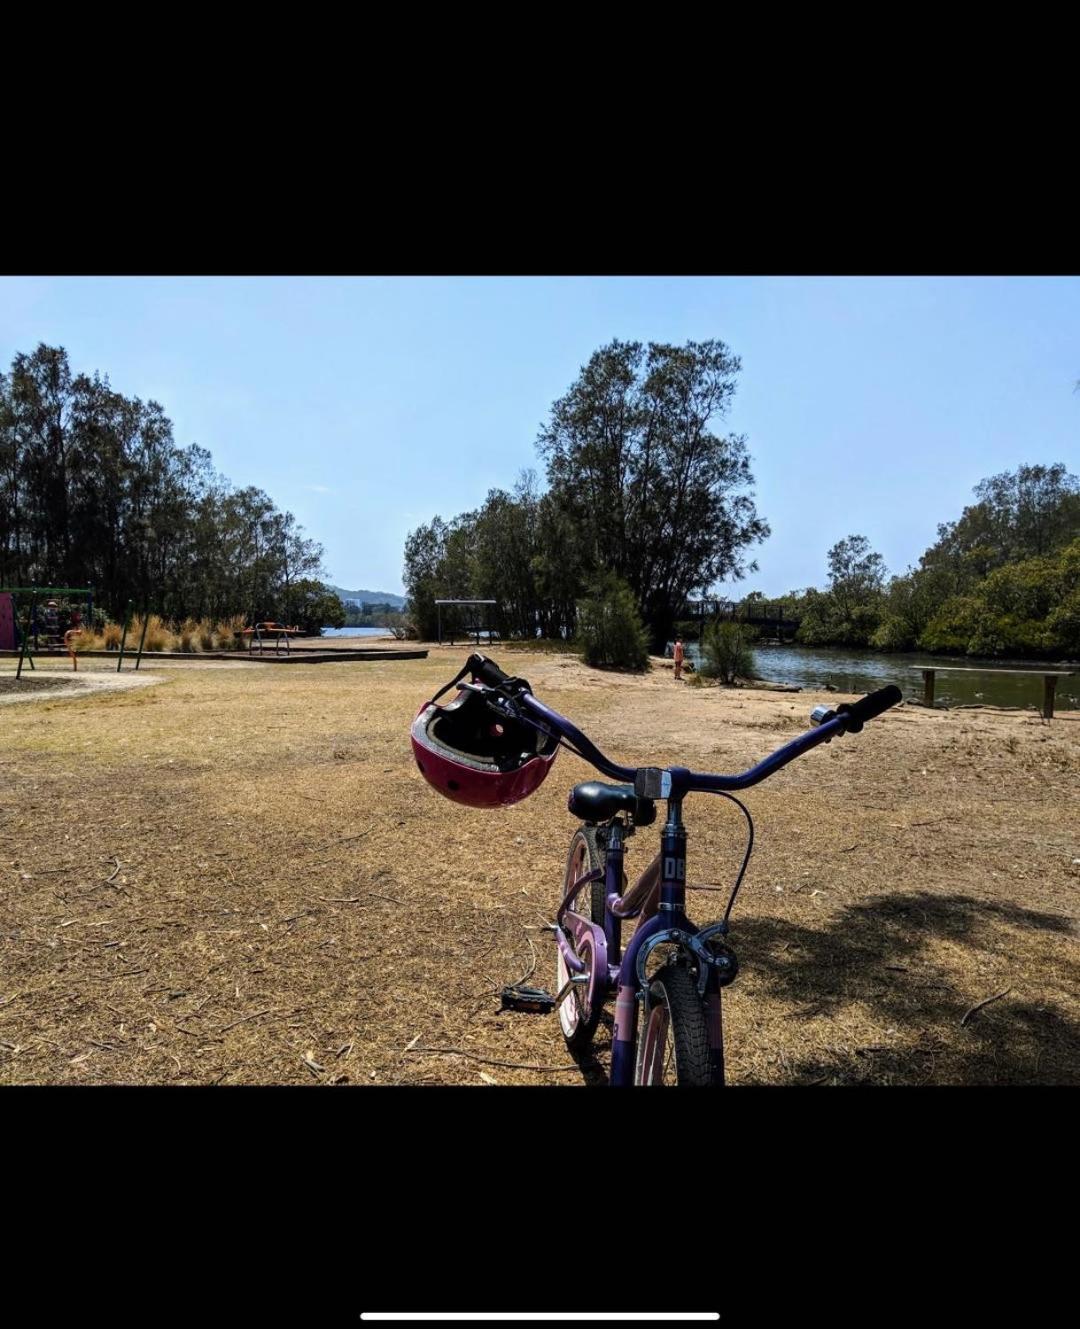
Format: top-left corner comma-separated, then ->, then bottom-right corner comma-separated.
564,826 -> 605,924
556,828 -> 605,1051
634,961 -> 711,1086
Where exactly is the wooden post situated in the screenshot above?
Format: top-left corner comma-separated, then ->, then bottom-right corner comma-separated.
116,600 -> 133,672
1043,675 -> 1057,721
922,669 -> 935,708
133,610 -> 150,670
15,593 -> 37,679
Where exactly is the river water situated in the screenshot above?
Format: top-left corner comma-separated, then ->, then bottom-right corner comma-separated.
326,627 -> 1077,711
712,643 -> 1079,712
321,627 -> 392,638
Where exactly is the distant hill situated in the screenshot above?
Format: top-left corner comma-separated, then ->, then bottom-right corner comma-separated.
328,585 -> 406,609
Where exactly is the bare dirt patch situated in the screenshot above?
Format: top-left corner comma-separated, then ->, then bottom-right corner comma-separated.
0,676 -> 90,698
0,668 -> 165,706
1,649 -> 1076,1085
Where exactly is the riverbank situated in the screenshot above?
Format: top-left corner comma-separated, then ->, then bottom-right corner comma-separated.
2,647 -> 1076,1085
735,643 -> 1080,712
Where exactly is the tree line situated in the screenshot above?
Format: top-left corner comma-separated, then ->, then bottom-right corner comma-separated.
742,463 -> 1080,658
404,329 -> 1077,662
0,343 -> 344,632
404,338 -> 768,651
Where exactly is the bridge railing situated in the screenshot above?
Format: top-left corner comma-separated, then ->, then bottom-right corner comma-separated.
686,599 -> 802,630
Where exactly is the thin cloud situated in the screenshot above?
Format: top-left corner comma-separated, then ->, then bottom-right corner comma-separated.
304,483 -> 332,494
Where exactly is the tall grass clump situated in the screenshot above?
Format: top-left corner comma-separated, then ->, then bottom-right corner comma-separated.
215,614 -> 248,651
92,612 -> 251,652
178,617 -> 202,652
133,614 -> 173,653
69,628 -> 104,654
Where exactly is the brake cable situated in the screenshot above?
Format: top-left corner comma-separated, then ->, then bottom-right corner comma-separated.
712,791 -> 755,927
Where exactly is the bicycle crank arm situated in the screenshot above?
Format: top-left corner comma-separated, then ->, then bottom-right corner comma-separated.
553,973 -> 590,1009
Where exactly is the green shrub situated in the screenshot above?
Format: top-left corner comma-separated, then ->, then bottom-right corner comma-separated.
700,621 -> 757,684
1047,587 -> 1080,655
576,572 -> 649,672
870,615 -> 916,651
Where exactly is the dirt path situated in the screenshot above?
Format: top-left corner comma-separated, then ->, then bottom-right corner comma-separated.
0,668 -> 165,706
1,649 -> 1077,1085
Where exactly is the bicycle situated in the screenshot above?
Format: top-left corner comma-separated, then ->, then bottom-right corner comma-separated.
412,652 -> 902,1086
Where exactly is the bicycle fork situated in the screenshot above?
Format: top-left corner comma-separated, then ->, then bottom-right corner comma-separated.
610,801 -> 734,1086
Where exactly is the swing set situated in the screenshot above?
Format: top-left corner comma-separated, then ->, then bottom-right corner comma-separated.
2,588 -> 149,679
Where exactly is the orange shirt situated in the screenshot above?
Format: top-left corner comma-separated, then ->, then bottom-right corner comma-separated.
673,641 -> 684,663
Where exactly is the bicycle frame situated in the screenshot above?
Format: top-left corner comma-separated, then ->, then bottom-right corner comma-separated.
519,691 -> 870,1086
447,655 -> 901,1085
557,796 -> 734,1085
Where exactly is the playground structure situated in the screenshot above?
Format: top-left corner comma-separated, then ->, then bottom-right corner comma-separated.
3,586 -> 95,678
3,589 -> 150,679
2,591 -> 429,674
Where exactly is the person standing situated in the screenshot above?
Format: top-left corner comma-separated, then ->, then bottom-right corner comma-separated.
673,635 -> 685,681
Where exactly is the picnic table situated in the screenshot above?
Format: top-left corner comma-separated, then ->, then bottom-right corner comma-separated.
240,623 -> 305,655
918,665 -> 1076,719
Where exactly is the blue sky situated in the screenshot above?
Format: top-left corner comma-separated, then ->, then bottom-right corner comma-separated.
2,276 -> 1077,597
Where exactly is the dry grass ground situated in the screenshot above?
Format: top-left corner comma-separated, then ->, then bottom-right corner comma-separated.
1,646 -> 1077,1086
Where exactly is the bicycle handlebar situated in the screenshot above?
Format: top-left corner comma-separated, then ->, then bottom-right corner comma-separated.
468,653 -> 902,795
835,684 -> 903,733
468,652 -> 513,688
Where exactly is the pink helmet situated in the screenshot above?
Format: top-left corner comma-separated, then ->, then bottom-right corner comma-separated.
411,674 -> 558,809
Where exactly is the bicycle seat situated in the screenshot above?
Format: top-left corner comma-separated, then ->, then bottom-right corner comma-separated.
568,781 -> 655,825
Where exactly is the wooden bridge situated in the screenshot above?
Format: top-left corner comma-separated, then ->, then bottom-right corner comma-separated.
689,598 -> 802,643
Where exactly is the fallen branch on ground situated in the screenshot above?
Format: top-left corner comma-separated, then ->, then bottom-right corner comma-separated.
312,828 -> 373,852
960,987 -> 1012,1027
405,1045 -> 579,1073
217,1007 -> 275,1034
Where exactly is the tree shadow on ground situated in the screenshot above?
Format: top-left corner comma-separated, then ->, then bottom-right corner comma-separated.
725,891 -> 1079,1085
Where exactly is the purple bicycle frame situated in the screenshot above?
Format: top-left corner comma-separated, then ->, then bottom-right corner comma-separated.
521,691 -> 853,1086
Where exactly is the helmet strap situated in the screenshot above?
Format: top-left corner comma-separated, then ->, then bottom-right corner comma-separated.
428,660 -> 474,705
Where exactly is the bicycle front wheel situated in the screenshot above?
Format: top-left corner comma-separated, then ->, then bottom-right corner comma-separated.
634,962 -> 711,1086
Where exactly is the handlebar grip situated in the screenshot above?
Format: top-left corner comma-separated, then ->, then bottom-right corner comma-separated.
836,684 -> 902,733
468,653 -> 511,688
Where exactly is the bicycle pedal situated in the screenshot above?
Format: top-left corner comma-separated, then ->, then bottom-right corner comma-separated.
501,984 -> 557,1014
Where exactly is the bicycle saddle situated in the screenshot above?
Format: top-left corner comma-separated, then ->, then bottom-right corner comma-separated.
568,781 -> 656,825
